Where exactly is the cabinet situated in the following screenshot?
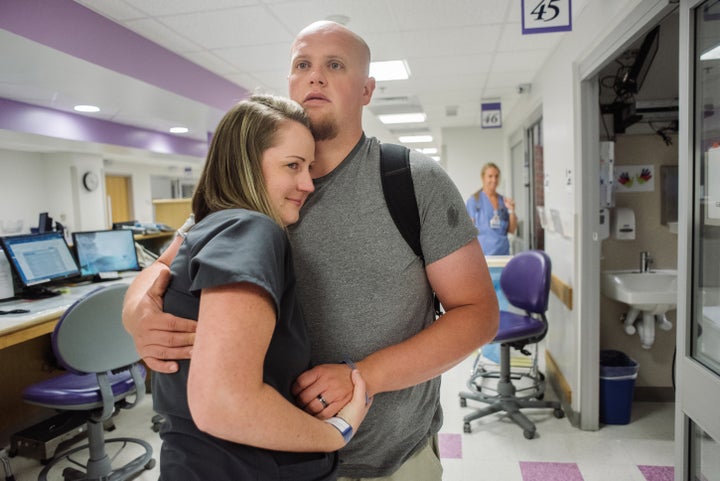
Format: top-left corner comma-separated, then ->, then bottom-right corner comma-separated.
152,199 -> 192,229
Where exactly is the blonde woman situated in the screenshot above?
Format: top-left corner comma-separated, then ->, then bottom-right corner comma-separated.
152,95 -> 370,480
467,162 -> 517,255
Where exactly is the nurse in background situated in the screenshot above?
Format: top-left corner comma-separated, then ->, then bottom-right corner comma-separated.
466,162 -> 517,256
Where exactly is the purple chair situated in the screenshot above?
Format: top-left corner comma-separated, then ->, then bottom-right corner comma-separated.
20,283 -> 155,480
459,250 -> 564,439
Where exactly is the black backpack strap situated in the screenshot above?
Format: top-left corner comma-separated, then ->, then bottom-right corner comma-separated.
380,143 -> 443,317
380,143 -> 423,262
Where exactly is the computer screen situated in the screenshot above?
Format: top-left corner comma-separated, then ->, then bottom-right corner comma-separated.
72,229 -> 140,277
0,232 -> 80,287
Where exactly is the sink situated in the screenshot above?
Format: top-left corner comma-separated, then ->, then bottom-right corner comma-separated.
601,269 -> 677,349
601,269 -> 677,312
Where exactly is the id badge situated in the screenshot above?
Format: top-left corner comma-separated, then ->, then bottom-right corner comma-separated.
490,213 -> 501,229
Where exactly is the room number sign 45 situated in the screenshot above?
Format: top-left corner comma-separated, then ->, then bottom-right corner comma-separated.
521,0 -> 573,35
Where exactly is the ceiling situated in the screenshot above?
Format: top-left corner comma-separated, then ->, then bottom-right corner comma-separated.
0,0 -> 589,162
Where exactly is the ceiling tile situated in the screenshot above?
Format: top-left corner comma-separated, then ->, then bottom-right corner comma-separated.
121,0 -> 256,17
386,0 -> 511,30
157,6 -> 292,49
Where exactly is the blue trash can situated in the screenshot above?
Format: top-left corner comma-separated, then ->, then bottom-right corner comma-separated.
599,350 -> 639,425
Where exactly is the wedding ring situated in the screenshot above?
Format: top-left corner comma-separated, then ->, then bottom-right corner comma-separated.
317,394 -> 329,409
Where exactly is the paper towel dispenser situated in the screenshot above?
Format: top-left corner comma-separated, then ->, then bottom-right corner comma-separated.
613,207 -> 636,240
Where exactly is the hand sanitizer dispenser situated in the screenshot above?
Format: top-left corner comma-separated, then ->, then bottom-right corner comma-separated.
613,207 -> 636,240
598,208 -> 610,240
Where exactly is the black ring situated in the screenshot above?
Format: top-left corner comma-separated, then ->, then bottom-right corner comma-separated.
317,394 -> 328,409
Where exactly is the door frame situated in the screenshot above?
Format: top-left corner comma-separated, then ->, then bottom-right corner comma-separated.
576,0 -> 678,430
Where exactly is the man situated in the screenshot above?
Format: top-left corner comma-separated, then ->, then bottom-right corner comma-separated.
123,20 -> 499,481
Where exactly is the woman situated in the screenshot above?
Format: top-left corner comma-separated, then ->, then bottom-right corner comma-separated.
466,162 -> 517,256
152,94 -> 371,480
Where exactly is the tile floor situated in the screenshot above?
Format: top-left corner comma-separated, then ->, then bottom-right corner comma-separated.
3,354 -> 675,481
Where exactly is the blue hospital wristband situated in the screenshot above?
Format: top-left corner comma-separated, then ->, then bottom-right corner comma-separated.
325,416 -> 353,443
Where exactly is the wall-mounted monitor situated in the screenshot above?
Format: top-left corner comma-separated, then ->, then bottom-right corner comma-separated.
72,229 -> 140,280
0,231 -> 80,297
616,25 -> 660,98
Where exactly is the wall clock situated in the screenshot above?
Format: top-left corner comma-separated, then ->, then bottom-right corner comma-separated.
82,171 -> 100,192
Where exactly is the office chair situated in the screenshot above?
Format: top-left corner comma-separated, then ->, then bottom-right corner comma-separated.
20,283 -> 155,480
459,250 -> 564,439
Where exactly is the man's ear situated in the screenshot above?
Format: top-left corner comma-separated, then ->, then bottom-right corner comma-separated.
362,77 -> 376,106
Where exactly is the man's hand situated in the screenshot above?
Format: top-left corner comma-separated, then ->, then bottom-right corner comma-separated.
292,363 -> 354,419
122,265 -> 196,373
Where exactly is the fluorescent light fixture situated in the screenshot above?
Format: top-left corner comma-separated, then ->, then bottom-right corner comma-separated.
417,147 -> 438,154
700,44 -> 720,61
370,60 -> 410,81
74,104 -> 100,113
378,112 -> 426,124
399,135 -> 433,143
169,127 -> 189,134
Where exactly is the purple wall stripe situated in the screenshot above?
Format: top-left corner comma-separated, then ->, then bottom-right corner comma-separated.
0,97 -> 207,158
0,0 -> 249,111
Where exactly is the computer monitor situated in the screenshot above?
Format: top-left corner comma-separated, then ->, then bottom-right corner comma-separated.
37,212 -> 53,233
72,229 -> 140,279
0,232 -> 80,295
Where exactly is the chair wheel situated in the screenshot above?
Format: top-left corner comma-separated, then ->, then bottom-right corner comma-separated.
463,422 -> 472,433
524,429 -> 535,440
145,458 -> 157,470
151,414 -> 165,432
62,467 -> 85,481
459,398 -> 467,407
536,393 -> 545,400
554,408 -> 565,419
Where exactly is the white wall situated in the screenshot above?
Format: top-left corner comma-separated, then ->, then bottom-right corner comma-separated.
0,148 -> 201,237
0,148 -> 104,236
440,0 -> 652,417
443,127 -> 505,203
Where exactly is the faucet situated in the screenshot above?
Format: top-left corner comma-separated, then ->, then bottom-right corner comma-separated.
640,251 -> 653,272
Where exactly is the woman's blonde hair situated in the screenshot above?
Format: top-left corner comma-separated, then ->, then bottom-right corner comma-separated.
192,94 -> 311,226
481,162 -> 501,179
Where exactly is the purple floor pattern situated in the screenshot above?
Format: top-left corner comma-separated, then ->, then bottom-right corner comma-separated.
437,433 -> 674,481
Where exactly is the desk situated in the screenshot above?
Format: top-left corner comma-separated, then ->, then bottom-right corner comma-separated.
0,275 -> 136,443
134,231 -> 173,256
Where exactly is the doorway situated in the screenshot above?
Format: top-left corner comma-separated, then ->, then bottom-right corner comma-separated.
527,119 -> 545,250
577,2 -> 680,430
510,137 -> 528,253
105,175 -> 133,225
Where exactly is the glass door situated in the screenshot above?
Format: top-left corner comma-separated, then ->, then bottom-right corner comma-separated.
676,0 -> 720,478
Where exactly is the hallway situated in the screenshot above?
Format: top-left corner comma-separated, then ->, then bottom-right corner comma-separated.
4,353 -> 675,481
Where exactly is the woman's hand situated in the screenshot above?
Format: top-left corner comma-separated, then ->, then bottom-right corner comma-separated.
505,197 -> 515,212
334,370 -> 373,439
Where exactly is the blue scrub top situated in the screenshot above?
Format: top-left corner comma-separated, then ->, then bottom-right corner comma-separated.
466,191 -> 511,255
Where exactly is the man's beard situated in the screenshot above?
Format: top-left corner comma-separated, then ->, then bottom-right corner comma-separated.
309,116 -> 338,141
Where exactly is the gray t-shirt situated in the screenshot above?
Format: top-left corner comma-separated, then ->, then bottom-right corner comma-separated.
288,135 -> 477,477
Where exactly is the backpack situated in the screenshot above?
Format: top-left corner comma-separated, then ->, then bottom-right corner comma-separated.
379,143 -> 443,316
